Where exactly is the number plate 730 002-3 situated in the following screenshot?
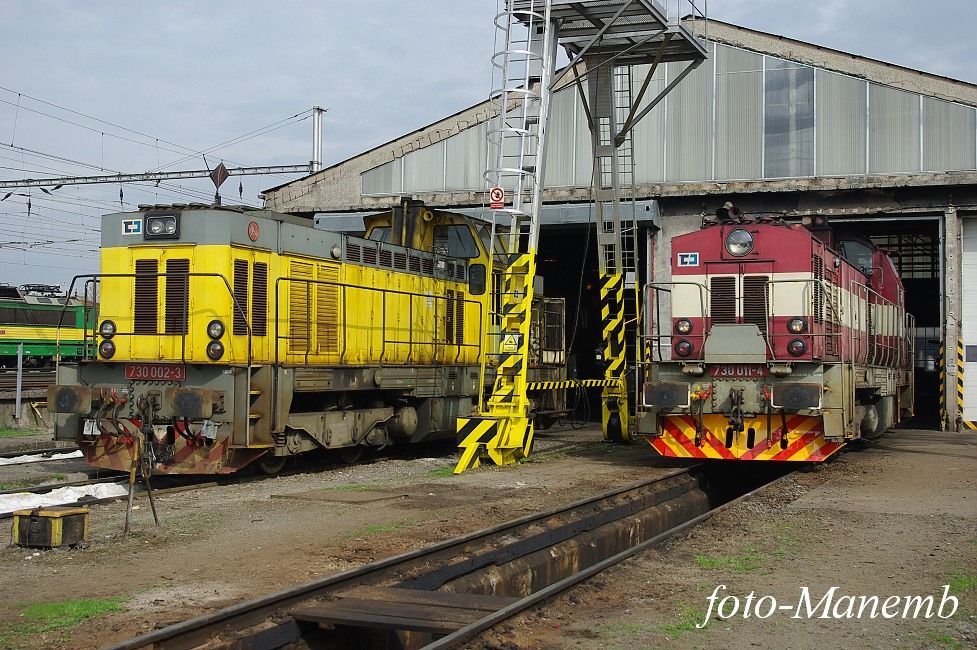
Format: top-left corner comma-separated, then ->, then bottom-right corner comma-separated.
124,363 -> 186,382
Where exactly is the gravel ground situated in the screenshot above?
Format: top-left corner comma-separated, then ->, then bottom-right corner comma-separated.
1,426 -> 974,650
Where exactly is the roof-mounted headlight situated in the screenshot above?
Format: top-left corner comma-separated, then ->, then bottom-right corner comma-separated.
144,213 -> 180,240
725,229 -> 754,257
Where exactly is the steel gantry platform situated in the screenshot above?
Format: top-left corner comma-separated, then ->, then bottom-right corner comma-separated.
455,0 -> 708,473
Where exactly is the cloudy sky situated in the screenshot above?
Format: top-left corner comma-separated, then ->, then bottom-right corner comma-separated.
0,0 -> 974,287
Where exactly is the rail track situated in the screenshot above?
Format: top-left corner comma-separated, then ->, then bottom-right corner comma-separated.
0,369 -> 55,392
0,434 -> 590,518
0,445 -> 79,460
107,463 -> 790,650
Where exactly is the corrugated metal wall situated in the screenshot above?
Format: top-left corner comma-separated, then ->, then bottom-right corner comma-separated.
361,42 -> 977,196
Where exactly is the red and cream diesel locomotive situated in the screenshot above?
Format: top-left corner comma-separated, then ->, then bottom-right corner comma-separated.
637,208 -> 914,461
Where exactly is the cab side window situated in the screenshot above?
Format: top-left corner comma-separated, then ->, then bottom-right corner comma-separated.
433,225 -> 479,259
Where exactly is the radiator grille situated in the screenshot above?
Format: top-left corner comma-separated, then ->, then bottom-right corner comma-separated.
316,263 -> 340,353
455,290 -> 465,345
445,290 -> 455,345
134,259 -> 158,334
363,245 -> 377,265
164,258 -> 190,334
813,256 -> 824,323
289,261 -> 313,353
232,259 -> 249,336
709,277 -> 736,324
742,276 -> 769,335
252,262 -> 267,336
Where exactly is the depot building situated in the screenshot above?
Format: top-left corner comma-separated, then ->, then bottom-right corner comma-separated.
262,19 -> 977,432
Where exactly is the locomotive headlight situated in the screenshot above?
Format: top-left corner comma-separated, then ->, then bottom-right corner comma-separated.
787,338 -> 808,357
675,319 -> 693,335
99,320 -> 116,339
206,319 -> 225,339
98,340 -> 116,359
674,339 -> 694,358
725,229 -> 754,256
144,214 -> 179,240
787,318 -> 807,334
206,340 -> 225,360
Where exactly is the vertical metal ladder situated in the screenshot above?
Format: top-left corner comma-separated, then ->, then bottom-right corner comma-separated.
455,0 -> 558,473
587,60 -> 643,441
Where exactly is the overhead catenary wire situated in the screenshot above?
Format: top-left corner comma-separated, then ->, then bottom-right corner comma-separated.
0,86 -> 317,279
0,86 -> 313,178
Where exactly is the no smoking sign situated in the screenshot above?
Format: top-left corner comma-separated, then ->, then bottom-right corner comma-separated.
489,186 -> 505,209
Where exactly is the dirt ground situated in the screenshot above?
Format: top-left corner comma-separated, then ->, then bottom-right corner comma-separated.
0,426 -> 975,649
474,429 -> 977,650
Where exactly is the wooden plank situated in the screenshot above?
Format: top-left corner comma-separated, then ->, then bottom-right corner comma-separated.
292,602 -> 466,635
338,586 -> 519,612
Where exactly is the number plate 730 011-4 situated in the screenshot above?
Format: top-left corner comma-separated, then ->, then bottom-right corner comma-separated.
709,364 -> 767,379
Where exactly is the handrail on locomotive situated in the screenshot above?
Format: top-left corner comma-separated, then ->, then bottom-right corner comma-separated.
640,276 -> 913,369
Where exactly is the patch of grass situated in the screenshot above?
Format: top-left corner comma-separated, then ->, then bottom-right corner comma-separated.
695,546 -> 763,573
426,467 -> 455,478
923,629 -> 963,650
345,519 -> 415,539
0,427 -> 47,439
660,606 -> 705,637
771,520 -> 797,558
0,478 -> 46,491
948,574 -> 977,593
593,621 -> 650,640
51,473 -> 66,481
320,483 -> 374,493
0,597 -> 124,647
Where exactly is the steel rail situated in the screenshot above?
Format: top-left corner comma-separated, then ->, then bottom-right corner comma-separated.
104,464 -> 766,650
0,445 -> 79,460
426,466 -> 799,650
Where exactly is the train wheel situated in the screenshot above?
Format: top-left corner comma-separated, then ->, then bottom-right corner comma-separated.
257,454 -> 288,475
337,445 -> 365,465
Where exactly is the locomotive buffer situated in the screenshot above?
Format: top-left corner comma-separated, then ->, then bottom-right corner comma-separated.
455,0 -> 708,471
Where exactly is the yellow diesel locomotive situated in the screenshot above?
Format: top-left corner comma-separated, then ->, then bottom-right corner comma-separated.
49,199 -> 564,475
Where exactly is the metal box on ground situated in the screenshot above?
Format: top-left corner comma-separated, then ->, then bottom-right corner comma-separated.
11,506 -> 89,548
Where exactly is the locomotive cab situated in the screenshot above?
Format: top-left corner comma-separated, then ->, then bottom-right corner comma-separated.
638,211 -> 914,461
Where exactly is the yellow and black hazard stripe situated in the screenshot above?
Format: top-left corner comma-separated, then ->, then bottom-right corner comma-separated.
959,339 -> 977,431
526,379 -> 622,390
453,416 -> 500,474
939,341 -> 946,430
600,273 -> 626,376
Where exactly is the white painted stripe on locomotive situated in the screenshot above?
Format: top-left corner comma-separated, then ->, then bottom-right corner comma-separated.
670,272 -> 903,336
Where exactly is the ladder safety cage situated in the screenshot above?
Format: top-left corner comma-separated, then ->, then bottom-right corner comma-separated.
455,1 -> 708,472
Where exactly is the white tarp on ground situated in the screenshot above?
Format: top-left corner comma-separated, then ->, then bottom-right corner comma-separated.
0,483 -> 128,516
0,450 -> 83,466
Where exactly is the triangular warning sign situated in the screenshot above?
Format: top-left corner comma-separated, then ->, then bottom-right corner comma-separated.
501,334 -> 519,352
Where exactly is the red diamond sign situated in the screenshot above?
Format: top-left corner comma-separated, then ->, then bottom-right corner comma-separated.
210,162 -> 230,189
